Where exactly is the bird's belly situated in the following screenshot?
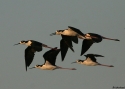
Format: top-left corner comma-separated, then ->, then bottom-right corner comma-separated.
82,61 -> 98,66
40,65 -> 57,70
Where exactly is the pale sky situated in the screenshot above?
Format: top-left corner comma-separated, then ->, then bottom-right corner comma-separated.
0,0 -> 125,89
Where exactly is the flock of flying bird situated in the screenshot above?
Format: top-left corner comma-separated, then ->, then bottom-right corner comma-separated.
14,26 -> 120,71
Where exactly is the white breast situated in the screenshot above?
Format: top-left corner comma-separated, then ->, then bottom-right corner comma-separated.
40,65 -> 57,70
82,60 -> 98,66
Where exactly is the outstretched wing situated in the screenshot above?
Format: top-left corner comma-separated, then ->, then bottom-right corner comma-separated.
68,26 -> 85,36
25,46 -> 35,71
60,35 -> 75,61
60,39 -> 69,61
43,48 -> 60,65
61,35 -> 74,52
81,39 -> 93,56
85,54 -> 104,62
87,54 -> 104,57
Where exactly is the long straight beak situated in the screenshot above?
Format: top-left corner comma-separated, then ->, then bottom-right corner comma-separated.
71,62 -> 77,64
13,43 -> 20,46
50,32 -> 56,36
29,67 -> 36,69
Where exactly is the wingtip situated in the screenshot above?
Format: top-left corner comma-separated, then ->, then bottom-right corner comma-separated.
70,48 -> 75,52
61,57 -> 65,61
25,66 -> 27,71
80,52 -> 84,56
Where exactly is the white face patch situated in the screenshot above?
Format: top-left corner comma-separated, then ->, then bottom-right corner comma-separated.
19,40 -> 32,46
56,30 -> 63,35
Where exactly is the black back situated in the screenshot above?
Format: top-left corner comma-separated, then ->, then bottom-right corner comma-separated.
68,26 -> 85,36
84,54 -> 104,62
25,46 -> 35,71
43,48 -> 60,65
30,40 -> 43,52
87,33 -> 102,43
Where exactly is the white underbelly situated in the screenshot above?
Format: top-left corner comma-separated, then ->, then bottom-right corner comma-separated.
40,65 -> 57,70
82,61 -> 98,66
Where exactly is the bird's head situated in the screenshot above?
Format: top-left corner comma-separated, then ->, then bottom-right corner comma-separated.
71,60 -> 83,64
35,65 -> 42,68
14,40 -> 27,45
50,30 -> 64,36
14,40 -> 31,46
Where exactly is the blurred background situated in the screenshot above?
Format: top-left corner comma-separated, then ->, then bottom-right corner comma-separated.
0,0 -> 125,89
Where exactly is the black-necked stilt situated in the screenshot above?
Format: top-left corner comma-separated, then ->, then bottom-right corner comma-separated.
60,35 -> 75,61
50,26 -> 86,39
50,26 -> 98,56
50,27 -> 79,61
50,26 -> 87,61
72,54 -> 114,67
81,33 -> 120,56
14,40 -> 55,71
29,47 -> 76,70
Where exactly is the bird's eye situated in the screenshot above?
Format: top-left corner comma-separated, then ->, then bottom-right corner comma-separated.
57,30 -> 63,32
78,60 -> 82,62
25,41 -> 28,43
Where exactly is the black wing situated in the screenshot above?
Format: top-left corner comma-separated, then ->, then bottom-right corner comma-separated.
93,54 -> 104,57
89,56 -> 97,62
30,40 -> 42,46
60,35 -> 75,61
61,35 -> 74,52
60,39 -> 69,61
81,39 -> 93,56
85,54 -> 104,62
70,36 -> 78,44
68,26 -> 85,36
43,48 -> 60,65
25,46 -> 35,71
